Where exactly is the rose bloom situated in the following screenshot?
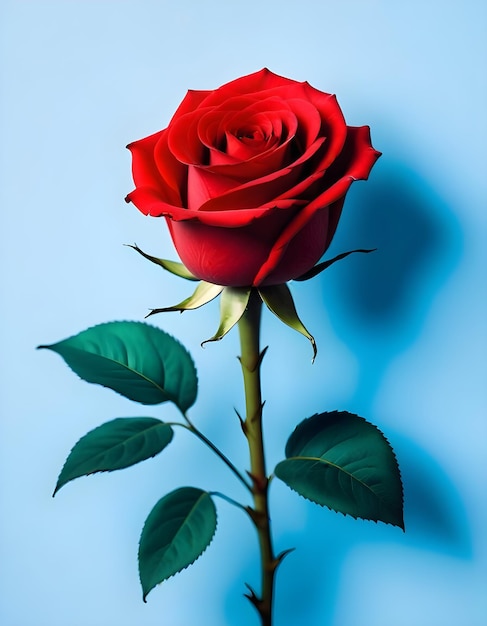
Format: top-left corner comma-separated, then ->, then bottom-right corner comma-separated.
126,69 -> 380,287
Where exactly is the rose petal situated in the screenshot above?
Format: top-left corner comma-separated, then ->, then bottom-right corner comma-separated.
200,97 -> 296,166
285,97 -> 322,149
128,186 -> 305,228
165,201 -> 304,286
260,198 -> 346,285
151,131 -> 188,203
224,130 -> 269,160
295,88 -> 348,170
195,136 -> 325,212
252,126 -> 381,285
252,177 -> 353,285
168,88 -> 212,122
166,108 -> 212,166
127,131 -> 166,189
204,140 -> 293,181
125,186 -> 181,216
127,132 -> 186,208
196,68 -> 299,108
195,135 -> 325,210
187,167 -> 239,211
324,125 -> 382,181
193,163 -> 299,212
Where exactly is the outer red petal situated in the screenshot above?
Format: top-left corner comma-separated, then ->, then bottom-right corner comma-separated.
252,178 -> 353,285
253,126 -> 381,285
127,130 -> 165,189
125,187 -> 181,217
126,184 -> 305,228
168,88 -> 212,122
166,202 -> 304,286
196,68 -> 299,108
260,199 -> 345,285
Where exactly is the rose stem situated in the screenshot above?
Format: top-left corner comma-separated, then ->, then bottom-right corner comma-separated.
238,290 -> 276,626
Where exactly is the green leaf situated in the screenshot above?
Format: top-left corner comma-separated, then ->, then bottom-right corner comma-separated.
54,418 -> 174,495
147,281 -> 223,316
127,243 -> 199,281
294,248 -> 376,281
274,411 -> 404,528
258,284 -> 316,361
139,487 -> 217,601
38,321 -> 198,411
202,287 -> 251,345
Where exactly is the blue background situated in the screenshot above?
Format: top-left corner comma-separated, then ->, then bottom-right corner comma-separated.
1,1 -> 486,625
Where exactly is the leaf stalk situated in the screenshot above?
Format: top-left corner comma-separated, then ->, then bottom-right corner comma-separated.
177,418 -> 252,493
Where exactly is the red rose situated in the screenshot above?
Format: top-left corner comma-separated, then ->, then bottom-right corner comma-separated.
126,69 -> 380,287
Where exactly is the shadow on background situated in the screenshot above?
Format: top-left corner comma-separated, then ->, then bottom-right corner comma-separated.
226,435 -> 473,626
269,431 -> 473,626
322,159 -> 463,407
328,160 -> 461,325
223,158 -> 470,625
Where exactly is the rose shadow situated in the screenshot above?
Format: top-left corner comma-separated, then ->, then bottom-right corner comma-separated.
321,160 -> 462,406
221,160 -> 471,625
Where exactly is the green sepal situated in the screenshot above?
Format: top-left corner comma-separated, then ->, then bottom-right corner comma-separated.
258,284 -> 316,362
38,321 -> 198,411
202,287 -> 251,345
274,411 -> 404,529
54,417 -> 174,495
294,249 -> 376,282
127,243 -> 199,281
139,487 -> 217,601
147,281 -> 224,316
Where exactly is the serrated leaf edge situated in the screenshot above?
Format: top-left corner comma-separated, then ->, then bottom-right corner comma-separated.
278,411 -> 404,529
139,490 -> 218,601
54,418 -> 174,496
276,464 -> 403,528
38,320 -> 198,411
276,456 -> 403,528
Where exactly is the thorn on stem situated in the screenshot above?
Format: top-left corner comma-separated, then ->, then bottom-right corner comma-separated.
235,408 -> 247,434
244,583 -> 260,608
247,402 -> 264,425
275,547 -> 295,567
258,345 -> 269,366
246,470 -> 268,493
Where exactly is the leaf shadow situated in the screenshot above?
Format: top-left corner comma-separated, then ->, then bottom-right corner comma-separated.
272,431 -> 472,626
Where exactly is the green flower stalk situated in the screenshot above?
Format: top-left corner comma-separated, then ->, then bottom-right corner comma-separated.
238,292 -> 276,625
